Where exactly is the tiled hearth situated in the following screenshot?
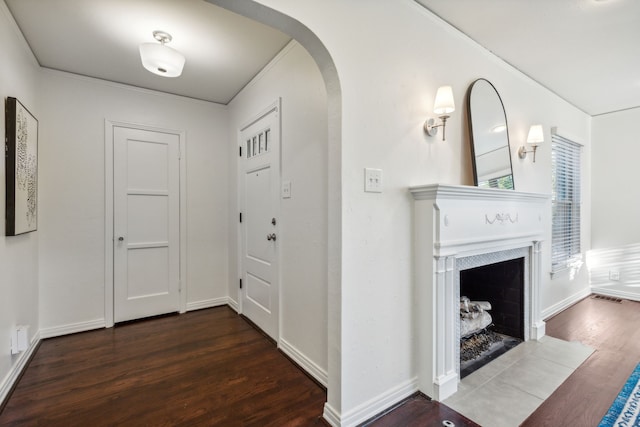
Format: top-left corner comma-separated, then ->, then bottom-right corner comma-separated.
445,336 -> 593,427
410,184 -> 549,401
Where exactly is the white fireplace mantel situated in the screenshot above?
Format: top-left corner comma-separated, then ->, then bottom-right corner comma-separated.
410,184 -> 550,401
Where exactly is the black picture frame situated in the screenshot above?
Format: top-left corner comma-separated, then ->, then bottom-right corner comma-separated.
5,97 -> 38,236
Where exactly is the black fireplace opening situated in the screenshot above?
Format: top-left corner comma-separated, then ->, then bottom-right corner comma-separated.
459,257 -> 525,378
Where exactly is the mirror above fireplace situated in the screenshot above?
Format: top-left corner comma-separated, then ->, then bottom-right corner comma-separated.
467,78 -> 515,190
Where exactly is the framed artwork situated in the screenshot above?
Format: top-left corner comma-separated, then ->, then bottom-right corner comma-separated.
5,97 -> 38,236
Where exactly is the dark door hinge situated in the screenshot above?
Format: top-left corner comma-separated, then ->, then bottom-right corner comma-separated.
239,278 -> 243,289
239,146 -> 242,157
239,212 -> 242,223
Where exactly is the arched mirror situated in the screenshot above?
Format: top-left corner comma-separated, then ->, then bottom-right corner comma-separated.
467,79 -> 514,190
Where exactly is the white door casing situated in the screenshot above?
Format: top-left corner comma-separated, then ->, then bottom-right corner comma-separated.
105,121 -> 187,327
239,100 -> 281,340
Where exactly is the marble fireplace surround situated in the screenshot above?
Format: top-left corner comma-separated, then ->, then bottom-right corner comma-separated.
410,184 -> 549,401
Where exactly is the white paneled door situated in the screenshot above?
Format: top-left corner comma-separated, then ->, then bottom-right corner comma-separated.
240,101 -> 280,340
113,127 -> 180,323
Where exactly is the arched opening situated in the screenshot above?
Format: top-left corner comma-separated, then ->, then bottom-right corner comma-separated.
206,0 -> 343,421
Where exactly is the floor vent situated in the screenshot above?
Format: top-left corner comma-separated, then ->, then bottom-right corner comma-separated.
592,294 -> 623,303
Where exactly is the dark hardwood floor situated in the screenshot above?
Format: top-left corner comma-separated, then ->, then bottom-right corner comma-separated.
0,307 -> 327,426
2,296 -> 637,426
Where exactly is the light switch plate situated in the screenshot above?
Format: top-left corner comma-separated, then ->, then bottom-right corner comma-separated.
282,180 -> 291,198
364,168 -> 382,193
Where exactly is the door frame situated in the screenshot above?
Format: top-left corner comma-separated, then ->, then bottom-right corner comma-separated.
237,99 -> 282,340
104,120 -> 187,328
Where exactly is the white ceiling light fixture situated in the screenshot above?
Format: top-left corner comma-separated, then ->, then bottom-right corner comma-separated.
139,31 -> 185,78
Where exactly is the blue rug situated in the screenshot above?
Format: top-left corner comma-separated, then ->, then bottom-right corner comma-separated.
599,362 -> 640,427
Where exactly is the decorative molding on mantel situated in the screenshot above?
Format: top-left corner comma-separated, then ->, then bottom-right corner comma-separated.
485,213 -> 518,225
409,183 -> 550,203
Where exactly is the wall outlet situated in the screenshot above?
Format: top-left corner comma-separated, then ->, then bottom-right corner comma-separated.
609,270 -> 620,281
364,168 -> 382,193
10,325 -> 29,355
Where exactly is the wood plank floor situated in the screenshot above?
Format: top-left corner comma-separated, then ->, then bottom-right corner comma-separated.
2,296 -> 637,426
0,307 -> 327,426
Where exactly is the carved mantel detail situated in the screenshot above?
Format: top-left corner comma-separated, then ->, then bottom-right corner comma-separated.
485,213 -> 518,225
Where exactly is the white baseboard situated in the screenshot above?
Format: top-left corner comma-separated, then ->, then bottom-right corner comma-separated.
40,319 -> 106,339
227,297 -> 239,313
186,297 -> 229,312
278,338 -> 328,387
323,402 -> 341,427
591,287 -> 640,302
541,287 -> 591,320
339,377 -> 418,427
0,330 -> 41,405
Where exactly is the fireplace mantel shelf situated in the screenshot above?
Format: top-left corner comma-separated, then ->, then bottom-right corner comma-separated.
410,183 -> 550,203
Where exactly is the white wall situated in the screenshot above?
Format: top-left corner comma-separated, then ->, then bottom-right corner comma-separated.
588,108 -> 640,300
213,1 -> 592,424
0,1 -> 40,401
591,108 -> 640,248
37,70 -> 230,334
227,41 -> 329,382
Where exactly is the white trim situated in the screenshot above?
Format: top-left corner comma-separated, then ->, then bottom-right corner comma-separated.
339,378 -> 418,427
541,288 -> 591,320
550,126 -> 587,147
279,338 -> 328,387
0,331 -> 41,406
40,319 -> 105,339
227,298 -> 239,313
104,120 -> 187,327
322,403 -> 341,427
186,297 -> 229,312
590,287 -> 640,303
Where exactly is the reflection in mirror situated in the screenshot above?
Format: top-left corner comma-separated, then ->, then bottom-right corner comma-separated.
467,78 -> 514,190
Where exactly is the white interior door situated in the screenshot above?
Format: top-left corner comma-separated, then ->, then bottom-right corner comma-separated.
113,127 -> 180,323
240,102 -> 280,340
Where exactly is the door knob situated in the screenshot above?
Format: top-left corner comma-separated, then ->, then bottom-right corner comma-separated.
267,233 -> 277,241
118,236 -> 124,241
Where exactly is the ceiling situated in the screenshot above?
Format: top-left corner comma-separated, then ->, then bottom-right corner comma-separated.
5,1 -> 639,115
4,0 -> 291,105
416,0 -> 640,116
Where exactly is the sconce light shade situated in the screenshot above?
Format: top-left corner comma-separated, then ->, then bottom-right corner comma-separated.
433,86 -> 455,114
526,124 -> 544,145
519,124 -> 544,162
425,86 -> 455,141
139,31 -> 185,78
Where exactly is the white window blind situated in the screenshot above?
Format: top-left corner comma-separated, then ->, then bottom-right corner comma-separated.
551,133 -> 582,273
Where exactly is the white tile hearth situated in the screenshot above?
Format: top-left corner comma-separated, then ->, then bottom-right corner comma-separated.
444,336 -> 594,427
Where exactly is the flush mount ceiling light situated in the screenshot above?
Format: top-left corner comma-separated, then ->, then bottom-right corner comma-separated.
139,31 -> 186,78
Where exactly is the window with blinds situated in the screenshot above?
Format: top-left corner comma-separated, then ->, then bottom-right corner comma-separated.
551,133 -> 582,273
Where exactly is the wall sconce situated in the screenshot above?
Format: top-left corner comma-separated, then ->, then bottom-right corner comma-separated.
518,124 -> 544,162
139,31 -> 186,78
424,86 -> 455,141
